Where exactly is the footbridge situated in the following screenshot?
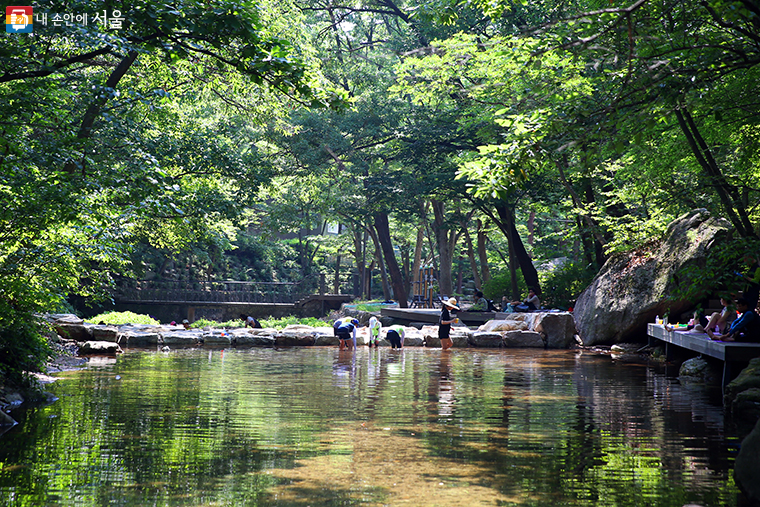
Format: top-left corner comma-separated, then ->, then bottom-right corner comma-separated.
108,276 -> 353,324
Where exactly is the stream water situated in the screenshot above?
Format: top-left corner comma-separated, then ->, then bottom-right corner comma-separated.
0,347 -> 747,506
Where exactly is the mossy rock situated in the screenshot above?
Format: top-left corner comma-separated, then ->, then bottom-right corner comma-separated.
679,357 -> 720,386
725,358 -> 760,406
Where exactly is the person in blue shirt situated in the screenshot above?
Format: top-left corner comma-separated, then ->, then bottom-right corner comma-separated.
334,318 -> 359,350
707,298 -> 759,342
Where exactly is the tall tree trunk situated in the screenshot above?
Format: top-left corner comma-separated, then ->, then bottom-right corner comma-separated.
494,204 -> 541,294
373,212 -> 408,307
352,227 -> 367,298
456,255 -> 464,294
477,219 -> 490,284
432,200 -> 455,297
367,227 -> 390,301
412,226 -> 424,296
675,106 -> 755,238
462,224 -> 482,289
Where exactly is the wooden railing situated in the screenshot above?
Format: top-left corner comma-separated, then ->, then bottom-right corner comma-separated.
112,277 -> 321,304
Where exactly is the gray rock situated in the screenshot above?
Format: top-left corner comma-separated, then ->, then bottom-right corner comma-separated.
534,313 -> 577,349
574,210 -> 732,345
54,322 -> 92,341
161,331 -> 200,347
422,325 -> 470,348
678,357 -> 720,386
121,331 -> 161,347
47,313 -> 83,324
468,332 -> 504,348
402,336 -> 424,347
89,325 -> 121,342
735,418 -> 760,504
314,335 -> 340,346
77,341 -> 122,355
503,330 -> 545,348
202,332 -> 232,346
275,333 -> 315,347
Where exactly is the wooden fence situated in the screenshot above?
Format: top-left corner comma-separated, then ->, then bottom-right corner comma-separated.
112,277 -> 321,304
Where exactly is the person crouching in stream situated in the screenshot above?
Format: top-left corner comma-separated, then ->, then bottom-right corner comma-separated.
439,297 -> 459,350
334,318 -> 359,350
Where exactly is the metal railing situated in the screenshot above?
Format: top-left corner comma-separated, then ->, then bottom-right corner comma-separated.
112,277 -> 320,304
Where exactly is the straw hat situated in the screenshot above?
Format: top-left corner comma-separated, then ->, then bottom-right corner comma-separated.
443,297 -> 460,310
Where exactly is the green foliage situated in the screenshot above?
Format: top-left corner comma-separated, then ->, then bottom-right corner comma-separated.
0,310 -> 51,389
190,318 -> 244,329
353,303 -> 385,312
669,236 -> 760,304
482,269 -> 526,302
539,262 -> 597,310
261,316 -> 331,328
190,316 -> 330,329
85,311 -> 161,326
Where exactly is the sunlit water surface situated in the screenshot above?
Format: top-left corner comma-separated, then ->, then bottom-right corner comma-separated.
0,347 -> 745,506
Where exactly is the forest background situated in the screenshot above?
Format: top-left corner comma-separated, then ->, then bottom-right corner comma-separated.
1,0 -> 759,387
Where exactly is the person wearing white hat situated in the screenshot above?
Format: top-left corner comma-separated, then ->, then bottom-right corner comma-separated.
439,297 -> 459,350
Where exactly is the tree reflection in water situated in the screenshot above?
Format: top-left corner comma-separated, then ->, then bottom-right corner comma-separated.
0,347 -> 746,507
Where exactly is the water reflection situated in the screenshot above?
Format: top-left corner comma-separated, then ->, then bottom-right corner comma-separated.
0,348 -> 747,507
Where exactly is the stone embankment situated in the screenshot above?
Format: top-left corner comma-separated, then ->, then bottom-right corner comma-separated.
48,312 -> 577,351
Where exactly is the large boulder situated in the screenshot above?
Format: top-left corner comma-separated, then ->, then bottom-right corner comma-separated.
735,418 -> 760,505
574,209 -> 731,345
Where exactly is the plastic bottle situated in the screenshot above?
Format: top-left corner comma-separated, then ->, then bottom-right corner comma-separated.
655,315 -> 660,325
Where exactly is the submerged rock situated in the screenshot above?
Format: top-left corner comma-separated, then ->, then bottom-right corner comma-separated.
678,357 -> 720,386
77,341 -> 122,355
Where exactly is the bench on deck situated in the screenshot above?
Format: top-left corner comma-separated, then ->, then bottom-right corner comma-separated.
647,323 -> 760,388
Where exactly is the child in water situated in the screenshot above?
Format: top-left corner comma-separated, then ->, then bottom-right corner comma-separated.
386,325 -> 406,349
439,297 -> 459,350
368,316 -> 381,348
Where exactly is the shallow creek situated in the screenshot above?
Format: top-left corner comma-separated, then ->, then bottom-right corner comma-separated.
0,347 -> 745,506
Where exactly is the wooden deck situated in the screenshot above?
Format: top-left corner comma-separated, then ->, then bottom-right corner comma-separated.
647,323 -> 760,388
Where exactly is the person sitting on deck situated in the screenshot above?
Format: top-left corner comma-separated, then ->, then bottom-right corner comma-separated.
706,298 -> 759,342
703,297 -> 736,334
